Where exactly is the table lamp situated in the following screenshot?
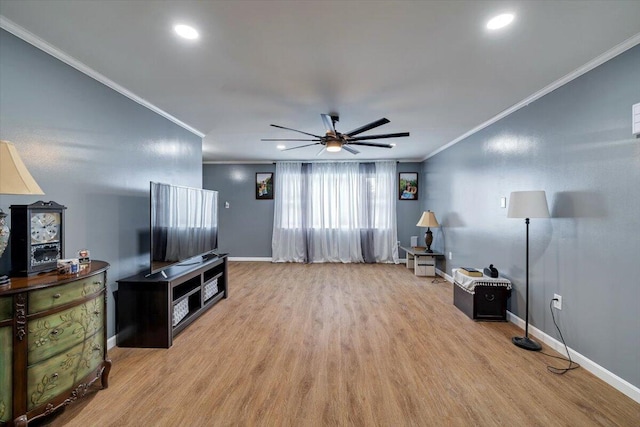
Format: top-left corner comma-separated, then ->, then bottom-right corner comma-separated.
508,190 -> 549,351
416,210 -> 439,253
0,140 -> 45,285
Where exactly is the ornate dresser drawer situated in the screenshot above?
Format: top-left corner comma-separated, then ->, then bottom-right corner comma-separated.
0,296 -> 12,321
0,326 -> 12,423
26,332 -> 103,411
28,273 -> 106,314
27,295 -> 104,364
0,260 -> 110,427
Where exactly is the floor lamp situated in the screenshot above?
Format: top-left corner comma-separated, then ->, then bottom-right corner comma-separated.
0,140 -> 45,286
507,190 -> 549,351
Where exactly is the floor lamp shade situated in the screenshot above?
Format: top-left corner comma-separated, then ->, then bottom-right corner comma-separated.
507,191 -> 549,219
507,190 -> 549,351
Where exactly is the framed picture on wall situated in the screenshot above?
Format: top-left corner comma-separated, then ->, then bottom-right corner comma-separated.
399,172 -> 418,200
256,172 -> 274,199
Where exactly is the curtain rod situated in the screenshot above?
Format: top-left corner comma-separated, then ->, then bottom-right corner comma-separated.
272,160 -> 400,164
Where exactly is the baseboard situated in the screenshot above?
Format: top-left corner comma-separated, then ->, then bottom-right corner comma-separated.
441,270 -> 638,403
228,257 -> 272,262
437,268 -> 453,283
107,335 -> 117,350
505,311 -> 640,403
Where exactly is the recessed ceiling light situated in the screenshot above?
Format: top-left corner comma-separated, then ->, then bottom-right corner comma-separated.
174,24 -> 199,40
486,13 -> 515,30
277,144 -> 286,150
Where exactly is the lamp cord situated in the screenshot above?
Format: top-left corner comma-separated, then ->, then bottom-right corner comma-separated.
542,299 -> 580,375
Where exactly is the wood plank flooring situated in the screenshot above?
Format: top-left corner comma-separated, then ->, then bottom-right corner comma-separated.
37,262 -> 639,426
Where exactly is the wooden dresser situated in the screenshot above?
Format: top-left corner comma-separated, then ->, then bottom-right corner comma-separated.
0,261 -> 110,427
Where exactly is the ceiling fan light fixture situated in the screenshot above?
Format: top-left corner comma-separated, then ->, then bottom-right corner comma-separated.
326,139 -> 342,152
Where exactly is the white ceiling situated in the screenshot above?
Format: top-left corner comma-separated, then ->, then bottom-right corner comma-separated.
1,1 -> 640,163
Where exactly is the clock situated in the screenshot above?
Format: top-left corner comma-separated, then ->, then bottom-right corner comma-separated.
10,201 -> 66,276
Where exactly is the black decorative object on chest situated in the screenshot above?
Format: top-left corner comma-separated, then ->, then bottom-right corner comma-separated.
10,201 -> 66,276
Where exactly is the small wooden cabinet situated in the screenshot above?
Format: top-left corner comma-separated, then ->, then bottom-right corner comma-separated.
117,254 -> 228,348
0,261 -> 111,427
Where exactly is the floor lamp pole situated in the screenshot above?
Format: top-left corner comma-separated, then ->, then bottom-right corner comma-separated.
512,217 -> 542,351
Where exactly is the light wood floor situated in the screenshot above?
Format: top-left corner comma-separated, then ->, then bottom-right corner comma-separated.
38,262 -> 639,426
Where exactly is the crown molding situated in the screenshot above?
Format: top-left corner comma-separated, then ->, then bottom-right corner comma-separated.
0,16 -> 205,139
423,32 -> 640,161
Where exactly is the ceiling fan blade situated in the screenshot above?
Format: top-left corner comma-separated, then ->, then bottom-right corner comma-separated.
348,132 -> 409,141
342,145 -> 360,155
316,147 -> 326,156
321,114 -> 336,134
282,143 -> 322,151
348,141 -> 394,148
270,124 -> 323,138
344,118 -> 390,137
261,138 -> 320,141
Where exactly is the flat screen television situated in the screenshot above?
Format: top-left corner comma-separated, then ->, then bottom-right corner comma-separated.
150,182 -> 219,274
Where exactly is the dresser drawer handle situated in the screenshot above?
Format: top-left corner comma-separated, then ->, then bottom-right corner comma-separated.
93,346 -> 101,352
93,280 -> 102,285
485,294 -> 496,302
51,373 -> 59,379
93,310 -> 101,316
50,329 -> 60,336
52,293 -> 61,299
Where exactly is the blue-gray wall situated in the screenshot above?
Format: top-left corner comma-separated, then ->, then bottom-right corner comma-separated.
0,30 -> 203,338
422,45 -> 640,388
203,162 -> 423,259
396,162 -> 423,249
203,164 -> 275,257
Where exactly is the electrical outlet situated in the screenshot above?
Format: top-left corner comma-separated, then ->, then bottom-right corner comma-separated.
448,251 -> 452,260
500,197 -> 507,208
224,201 -> 230,209
397,240 -> 401,247
553,294 -> 562,310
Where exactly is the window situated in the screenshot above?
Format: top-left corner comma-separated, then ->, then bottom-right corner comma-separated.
272,161 -> 398,263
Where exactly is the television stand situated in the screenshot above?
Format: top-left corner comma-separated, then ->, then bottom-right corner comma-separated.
117,254 -> 228,348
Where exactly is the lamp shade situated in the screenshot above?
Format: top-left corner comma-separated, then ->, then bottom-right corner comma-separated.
416,210 -> 439,227
0,140 -> 44,195
507,191 -> 549,219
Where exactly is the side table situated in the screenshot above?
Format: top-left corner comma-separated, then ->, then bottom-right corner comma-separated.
400,247 -> 444,277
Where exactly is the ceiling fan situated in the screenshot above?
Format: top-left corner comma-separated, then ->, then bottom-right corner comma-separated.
262,114 -> 410,155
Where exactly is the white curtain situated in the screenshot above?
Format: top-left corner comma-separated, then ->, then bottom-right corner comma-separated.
370,161 -> 399,262
271,162 -> 307,262
272,161 -> 398,264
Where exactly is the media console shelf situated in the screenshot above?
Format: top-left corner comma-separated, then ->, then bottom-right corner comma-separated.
116,254 -> 228,348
